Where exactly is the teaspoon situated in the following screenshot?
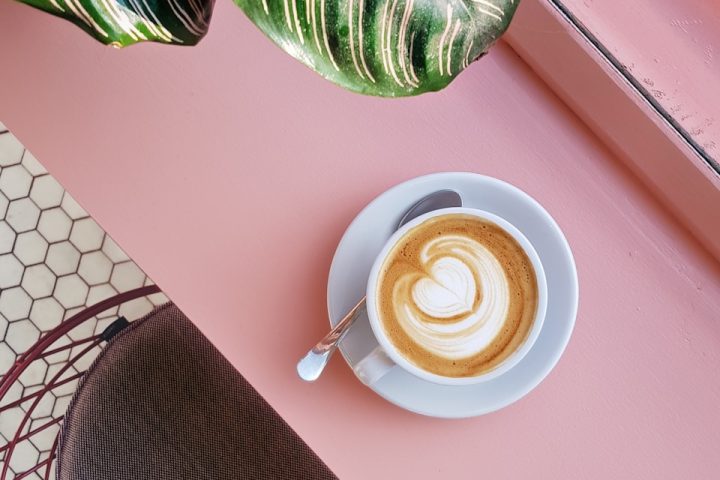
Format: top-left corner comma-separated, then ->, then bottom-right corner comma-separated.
296,189 -> 463,381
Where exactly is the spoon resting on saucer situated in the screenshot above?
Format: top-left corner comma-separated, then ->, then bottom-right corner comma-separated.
296,190 -> 463,381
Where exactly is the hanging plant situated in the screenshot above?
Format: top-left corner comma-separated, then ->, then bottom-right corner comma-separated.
16,0 -> 519,96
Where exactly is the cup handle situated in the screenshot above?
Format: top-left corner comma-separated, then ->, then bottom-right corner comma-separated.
354,346 -> 396,385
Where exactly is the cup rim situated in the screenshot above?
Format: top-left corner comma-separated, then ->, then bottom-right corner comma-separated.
365,207 -> 548,386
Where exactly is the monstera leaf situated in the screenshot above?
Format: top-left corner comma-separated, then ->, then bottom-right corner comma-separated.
233,0 -> 519,96
19,0 -> 214,47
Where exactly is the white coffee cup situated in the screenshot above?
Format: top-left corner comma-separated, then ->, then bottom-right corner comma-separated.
355,207 -> 548,386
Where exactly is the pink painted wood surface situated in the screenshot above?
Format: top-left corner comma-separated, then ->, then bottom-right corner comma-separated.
559,0 -> 720,156
1,1 -> 720,478
505,1 -> 720,262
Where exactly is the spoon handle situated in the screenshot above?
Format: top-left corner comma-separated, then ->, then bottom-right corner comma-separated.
296,298 -> 366,382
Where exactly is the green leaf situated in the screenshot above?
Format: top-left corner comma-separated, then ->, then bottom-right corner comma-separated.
18,0 -> 215,47
233,0 -> 519,96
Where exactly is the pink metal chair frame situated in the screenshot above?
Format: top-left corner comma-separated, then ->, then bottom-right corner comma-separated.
0,285 -> 161,480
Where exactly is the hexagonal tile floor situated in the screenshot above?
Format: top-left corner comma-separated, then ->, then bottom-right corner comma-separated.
0,125 -> 168,479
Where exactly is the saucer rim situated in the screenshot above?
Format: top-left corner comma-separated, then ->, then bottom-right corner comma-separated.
327,172 -> 579,418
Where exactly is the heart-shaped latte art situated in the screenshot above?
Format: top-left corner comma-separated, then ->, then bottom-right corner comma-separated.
378,216 -> 540,377
391,234 -> 511,359
412,256 -> 476,319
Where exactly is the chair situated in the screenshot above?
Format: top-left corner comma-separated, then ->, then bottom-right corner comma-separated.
1,287 -> 335,479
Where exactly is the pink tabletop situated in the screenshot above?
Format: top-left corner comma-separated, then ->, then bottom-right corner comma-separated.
1,1 -> 720,477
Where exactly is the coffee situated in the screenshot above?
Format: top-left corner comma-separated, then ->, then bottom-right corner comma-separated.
376,213 -> 538,378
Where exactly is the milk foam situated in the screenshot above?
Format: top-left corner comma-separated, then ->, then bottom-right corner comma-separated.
394,235 -> 510,360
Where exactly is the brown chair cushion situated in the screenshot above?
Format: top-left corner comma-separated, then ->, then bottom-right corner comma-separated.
58,303 -> 335,480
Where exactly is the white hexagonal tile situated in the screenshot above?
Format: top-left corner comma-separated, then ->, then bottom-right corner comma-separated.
28,415 -> 53,435
87,284 -> 119,317
0,253 -> 24,289
22,384 -> 44,405
30,419 -> 57,447
43,362 -> 62,383
110,261 -> 146,292
0,341 -> 15,372
6,197 -> 40,233
97,307 -> 119,319
10,438 -> 40,473
0,221 -> 15,254
62,306 -> 84,321
22,264 -> 56,299
46,242 -> 80,276
47,460 -> 58,480
19,358 -> 49,387
5,319 -> 40,352
37,208 -> 72,243
11,440 -> 43,473
43,337 -> 72,367
14,230 -> 48,266
69,218 -> 103,253
29,297 -> 64,333
30,418 -> 59,451
102,236 -> 129,263
52,394 -> 71,418
148,292 -> 169,306
2,380 -> 24,408
44,363 -> 79,396
86,283 -> 117,306
0,405 -> 24,439
77,251 -> 112,286
0,287 -> 32,321
0,313 -> 7,339
93,316 -> 115,336
65,315 -> 95,343
71,344 -> 101,372
0,132 -> 24,166
29,175 -> 64,209
40,447 -> 55,461
60,192 -> 88,220
21,149 -> 47,176
0,164 -> 33,200
118,297 -> 154,320
0,192 -> 8,218
54,274 -> 88,309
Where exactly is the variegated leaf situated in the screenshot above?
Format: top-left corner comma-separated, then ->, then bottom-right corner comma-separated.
18,0 -> 214,47
234,0 -> 519,96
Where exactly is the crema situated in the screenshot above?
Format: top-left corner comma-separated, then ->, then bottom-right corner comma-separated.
376,214 -> 538,378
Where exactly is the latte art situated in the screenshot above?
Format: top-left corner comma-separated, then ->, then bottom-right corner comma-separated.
377,214 -> 538,378
400,236 -> 510,360
411,255 -> 477,319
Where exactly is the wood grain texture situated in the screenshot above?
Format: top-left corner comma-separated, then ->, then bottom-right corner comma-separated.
0,1 -> 719,478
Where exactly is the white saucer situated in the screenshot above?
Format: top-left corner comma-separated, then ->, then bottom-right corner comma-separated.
327,173 -> 578,418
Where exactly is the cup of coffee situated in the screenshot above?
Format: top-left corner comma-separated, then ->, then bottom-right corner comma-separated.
356,207 -> 548,386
